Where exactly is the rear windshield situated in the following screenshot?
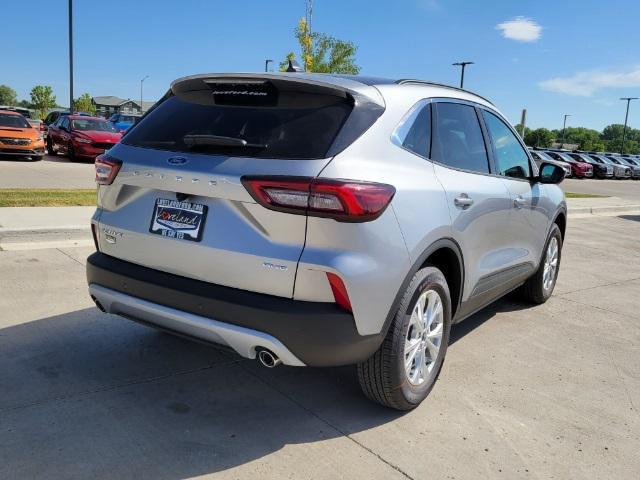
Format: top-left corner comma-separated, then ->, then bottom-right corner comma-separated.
0,113 -> 31,129
123,93 -> 353,159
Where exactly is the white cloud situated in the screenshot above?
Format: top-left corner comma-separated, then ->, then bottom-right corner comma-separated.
539,67 -> 640,96
496,17 -> 542,42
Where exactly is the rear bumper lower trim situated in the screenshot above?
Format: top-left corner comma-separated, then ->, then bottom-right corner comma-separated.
89,284 -> 306,366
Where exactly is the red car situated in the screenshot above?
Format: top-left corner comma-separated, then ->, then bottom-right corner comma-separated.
47,115 -> 122,161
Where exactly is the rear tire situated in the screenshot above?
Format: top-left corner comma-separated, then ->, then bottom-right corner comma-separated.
520,224 -> 562,304
357,266 -> 452,410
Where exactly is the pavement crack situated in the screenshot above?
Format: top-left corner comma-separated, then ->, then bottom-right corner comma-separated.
232,359 -> 415,480
56,248 -> 86,267
557,276 -> 640,296
555,295 -> 639,321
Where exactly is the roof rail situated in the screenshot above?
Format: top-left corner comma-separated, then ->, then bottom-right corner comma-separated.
395,79 -> 495,106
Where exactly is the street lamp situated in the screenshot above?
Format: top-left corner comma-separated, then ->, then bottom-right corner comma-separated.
620,97 -> 638,155
452,61 -> 474,89
265,59 -> 273,72
560,114 -> 571,149
140,75 -> 149,115
68,0 -> 74,112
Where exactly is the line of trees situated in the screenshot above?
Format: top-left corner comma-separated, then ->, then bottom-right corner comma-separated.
515,124 -> 640,154
0,84 -> 95,118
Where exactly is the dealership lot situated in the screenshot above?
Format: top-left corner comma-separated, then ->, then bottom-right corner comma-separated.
0,214 -> 638,479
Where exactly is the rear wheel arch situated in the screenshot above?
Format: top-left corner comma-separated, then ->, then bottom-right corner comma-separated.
553,211 -> 567,240
381,238 -> 464,335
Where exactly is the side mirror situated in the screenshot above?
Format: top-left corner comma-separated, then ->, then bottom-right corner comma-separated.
538,162 -> 565,184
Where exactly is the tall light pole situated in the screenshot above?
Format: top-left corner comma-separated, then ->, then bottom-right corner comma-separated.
620,97 -> 638,155
265,59 -> 273,72
68,0 -> 74,112
140,75 -> 149,115
560,114 -> 571,149
452,61 -> 474,89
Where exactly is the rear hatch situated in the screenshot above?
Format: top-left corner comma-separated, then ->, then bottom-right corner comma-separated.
95,74 -> 383,298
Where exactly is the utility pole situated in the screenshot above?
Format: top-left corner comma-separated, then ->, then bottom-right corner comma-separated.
620,97 -> 638,155
452,61 -> 474,89
306,0 -> 313,36
264,59 -> 273,72
520,109 -> 527,138
68,0 -> 74,112
560,114 -> 571,149
140,75 -> 149,115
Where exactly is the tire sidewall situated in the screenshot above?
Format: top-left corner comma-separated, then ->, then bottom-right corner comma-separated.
393,268 -> 452,406
539,224 -> 563,300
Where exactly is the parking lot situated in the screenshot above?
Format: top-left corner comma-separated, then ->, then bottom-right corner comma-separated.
1,214 -> 638,479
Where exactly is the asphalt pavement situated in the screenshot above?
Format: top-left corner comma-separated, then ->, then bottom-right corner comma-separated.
0,155 -> 95,189
1,214 -> 639,479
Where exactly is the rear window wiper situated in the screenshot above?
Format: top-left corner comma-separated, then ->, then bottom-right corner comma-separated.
183,134 -> 266,149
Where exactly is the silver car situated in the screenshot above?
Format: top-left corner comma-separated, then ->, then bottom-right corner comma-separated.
87,73 -> 567,410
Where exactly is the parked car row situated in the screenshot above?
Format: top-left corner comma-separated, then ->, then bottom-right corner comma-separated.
529,147 -> 640,179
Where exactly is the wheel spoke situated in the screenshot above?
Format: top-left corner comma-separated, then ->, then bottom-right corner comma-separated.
425,337 -> 439,362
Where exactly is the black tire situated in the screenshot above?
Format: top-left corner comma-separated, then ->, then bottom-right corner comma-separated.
520,224 -> 562,304
30,155 -> 44,162
47,138 -> 57,155
357,266 -> 452,410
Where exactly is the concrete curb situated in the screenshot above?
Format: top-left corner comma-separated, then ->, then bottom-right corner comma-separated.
567,204 -> 640,217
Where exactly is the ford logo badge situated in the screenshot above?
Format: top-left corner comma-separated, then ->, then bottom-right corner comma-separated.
167,156 -> 188,165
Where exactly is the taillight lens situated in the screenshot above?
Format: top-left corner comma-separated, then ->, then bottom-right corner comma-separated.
95,155 -> 122,185
326,272 -> 352,312
241,176 -> 395,222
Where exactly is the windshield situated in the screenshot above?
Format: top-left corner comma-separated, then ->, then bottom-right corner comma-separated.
0,113 -> 31,129
71,119 -> 117,132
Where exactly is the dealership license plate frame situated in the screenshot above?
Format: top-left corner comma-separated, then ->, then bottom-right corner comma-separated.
149,198 -> 208,242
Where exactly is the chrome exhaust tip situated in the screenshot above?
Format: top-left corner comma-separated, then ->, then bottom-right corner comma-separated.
257,349 -> 282,368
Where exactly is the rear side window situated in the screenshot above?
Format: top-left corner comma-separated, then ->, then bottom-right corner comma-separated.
431,103 -> 489,174
124,91 -> 353,160
392,102 -> 431,158
482,110 -> 531,179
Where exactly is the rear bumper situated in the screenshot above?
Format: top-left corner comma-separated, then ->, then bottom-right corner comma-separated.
86,252 -> 383,367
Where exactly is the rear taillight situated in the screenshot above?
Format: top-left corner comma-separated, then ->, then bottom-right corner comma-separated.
241,176 -> 395,222
326,272 -> 352,312
95,154 -> 122,185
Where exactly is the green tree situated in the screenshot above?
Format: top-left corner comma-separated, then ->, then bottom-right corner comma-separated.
524,128 -> 554,148
601,124 -> 625,141
280,18 -> 360,74
74,93 -> 96,115
16,99 -> 33,108
0,85 -> 18,105
30,85 -> 57,119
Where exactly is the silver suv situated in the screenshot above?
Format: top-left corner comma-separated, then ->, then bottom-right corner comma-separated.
87,73 -> 567,410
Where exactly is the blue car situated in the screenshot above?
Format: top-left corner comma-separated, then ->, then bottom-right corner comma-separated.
108,113 -> 140,133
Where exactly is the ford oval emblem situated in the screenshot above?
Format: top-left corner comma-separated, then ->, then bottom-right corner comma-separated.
167,156 -> 188,165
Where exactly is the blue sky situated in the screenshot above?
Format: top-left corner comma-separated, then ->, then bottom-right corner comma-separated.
5,0 -> 640,131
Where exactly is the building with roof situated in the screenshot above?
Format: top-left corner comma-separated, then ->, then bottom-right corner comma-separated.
92,96 -> 155,118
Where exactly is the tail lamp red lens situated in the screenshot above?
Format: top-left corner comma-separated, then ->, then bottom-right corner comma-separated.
95,155 -> 122,185
241,176 -> 395,222
326,272 -> 352,312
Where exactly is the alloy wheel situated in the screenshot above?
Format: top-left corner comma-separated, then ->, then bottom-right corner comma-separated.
405,289 -> 444,386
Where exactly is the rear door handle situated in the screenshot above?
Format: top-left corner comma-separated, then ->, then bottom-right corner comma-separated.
454,194 -> 474,209
513,195 -> 527,208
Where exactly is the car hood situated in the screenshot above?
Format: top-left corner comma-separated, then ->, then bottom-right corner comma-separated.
0,126 -> 38,139
74,130 -> 122,142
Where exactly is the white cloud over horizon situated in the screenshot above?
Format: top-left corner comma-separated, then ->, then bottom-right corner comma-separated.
496,17 -> 542,42
539,67 -> 640,96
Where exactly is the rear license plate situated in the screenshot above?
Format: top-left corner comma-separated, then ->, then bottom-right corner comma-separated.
149,198 -> 207,242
